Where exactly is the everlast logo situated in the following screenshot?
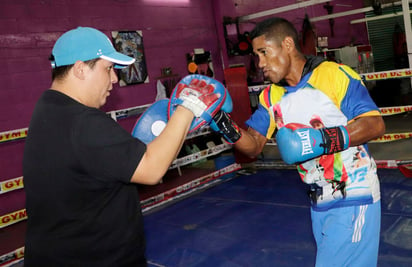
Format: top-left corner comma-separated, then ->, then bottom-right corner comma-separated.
297,130 -> 313,156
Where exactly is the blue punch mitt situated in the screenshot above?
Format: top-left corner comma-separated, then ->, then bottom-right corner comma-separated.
168,74 -> 231,133
131,99 -> 169,144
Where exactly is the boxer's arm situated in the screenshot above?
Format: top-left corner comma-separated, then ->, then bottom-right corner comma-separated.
131,106 -> 193,185
210,110 -> 268,157
346,116 -> 385,145
233,127 -> 268,158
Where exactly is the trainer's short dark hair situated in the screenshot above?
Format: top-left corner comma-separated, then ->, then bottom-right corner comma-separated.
250,17 -> 299,48
50,55 -> 99,81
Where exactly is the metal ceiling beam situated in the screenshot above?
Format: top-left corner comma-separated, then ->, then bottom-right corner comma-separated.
238,1 -> 410,24
349,1 -> 412,24
238,0 -> 332,22
350,10 -> 412,24
312,2 -> 405,22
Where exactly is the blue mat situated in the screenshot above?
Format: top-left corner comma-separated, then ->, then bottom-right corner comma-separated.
143,168 -> 412,267
378,169 -> 412,267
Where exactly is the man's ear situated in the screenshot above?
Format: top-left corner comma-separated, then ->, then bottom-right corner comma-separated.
72,61 -> 87,80
283,37 -> 295,51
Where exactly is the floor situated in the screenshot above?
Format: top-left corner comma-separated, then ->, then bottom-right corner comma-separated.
142,168 -> 412,267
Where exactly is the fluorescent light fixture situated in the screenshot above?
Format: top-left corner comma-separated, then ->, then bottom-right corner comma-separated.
143,0 -> 190,4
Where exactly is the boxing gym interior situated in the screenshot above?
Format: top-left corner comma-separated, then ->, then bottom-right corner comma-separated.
1,0 -> 412,266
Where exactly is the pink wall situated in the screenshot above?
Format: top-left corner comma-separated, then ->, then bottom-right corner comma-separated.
0,0 -> 370,217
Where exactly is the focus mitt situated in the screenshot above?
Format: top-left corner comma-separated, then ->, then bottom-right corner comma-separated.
168,74 -> 229,132
131,99 -> 169,144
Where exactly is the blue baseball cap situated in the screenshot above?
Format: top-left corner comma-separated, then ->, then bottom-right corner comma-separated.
51,27 -> 135,69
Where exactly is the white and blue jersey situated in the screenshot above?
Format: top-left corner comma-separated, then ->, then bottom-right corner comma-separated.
246,59 -> 381,211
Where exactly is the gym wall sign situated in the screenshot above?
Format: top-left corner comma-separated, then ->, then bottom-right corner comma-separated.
379,105 -> 412,115
0,176 -> 24,194
0,209 -> 27,229
360,69 -> 412,81
0,128 -> 28,143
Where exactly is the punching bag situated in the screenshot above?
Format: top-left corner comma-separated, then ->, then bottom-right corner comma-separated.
300,14 -> 317,56
393,22 -> 408,68
223,66 -> 254,163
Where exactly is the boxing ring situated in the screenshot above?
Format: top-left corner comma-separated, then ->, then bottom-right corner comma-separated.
0,69 -> 412,266
140,68 -> 412,267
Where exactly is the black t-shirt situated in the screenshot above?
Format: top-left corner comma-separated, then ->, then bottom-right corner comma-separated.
23,90 -> 147,266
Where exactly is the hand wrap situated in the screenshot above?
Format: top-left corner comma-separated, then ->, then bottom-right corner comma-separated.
210,111 -> 242,144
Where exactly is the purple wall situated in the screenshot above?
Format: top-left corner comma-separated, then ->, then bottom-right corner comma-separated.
0,0 -> 369,217
219,0 -> 369,68
0,0 -> 227,217
224,0 -> 368,47
0,0 -> 226,133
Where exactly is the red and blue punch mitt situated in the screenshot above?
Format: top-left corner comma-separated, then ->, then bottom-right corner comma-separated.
131,75 -> 233,144
168,74 -> 232,133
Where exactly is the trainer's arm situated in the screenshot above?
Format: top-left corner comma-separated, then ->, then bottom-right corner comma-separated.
131,106 -> 193,185
233,127 -> 268,158
346,115 -> 385,146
